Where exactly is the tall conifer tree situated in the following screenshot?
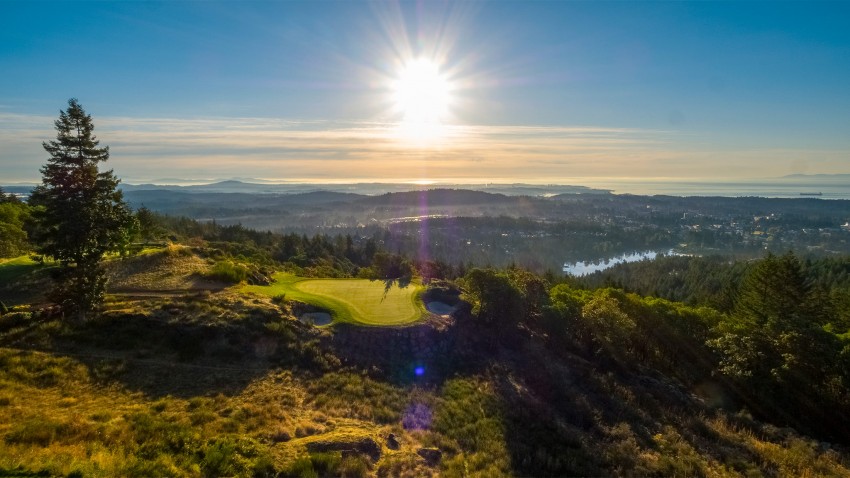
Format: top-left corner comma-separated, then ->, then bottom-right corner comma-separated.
30,99 -> 135,320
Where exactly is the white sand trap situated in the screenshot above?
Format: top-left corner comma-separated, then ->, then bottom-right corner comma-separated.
300,312 -> 332,326
426,301 -> 455,316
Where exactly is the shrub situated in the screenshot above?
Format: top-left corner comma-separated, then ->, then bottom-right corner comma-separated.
432,378 -> 512,477
0,311 -> 29,332
281,452 -> 342,478
5,417 -> 63,446
206,260 -> 249,284
339,455 -> 371,478
282,457 -> 319,478
127,412 -> 198,456
163,244 -> 193,257
190,409 -> 218,426
200,436 -> 271,477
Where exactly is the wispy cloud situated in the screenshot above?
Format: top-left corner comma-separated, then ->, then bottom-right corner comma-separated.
1,112 -> 847,183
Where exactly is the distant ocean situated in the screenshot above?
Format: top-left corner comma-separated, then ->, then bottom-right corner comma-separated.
5,177 -> 850,200
578,179 -> 850,200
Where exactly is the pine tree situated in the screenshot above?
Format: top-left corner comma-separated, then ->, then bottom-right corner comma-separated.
708,251 -> 844,437
29,99 -> 135,321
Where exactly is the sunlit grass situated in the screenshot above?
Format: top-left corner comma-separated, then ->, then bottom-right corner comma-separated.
0,348 -> 418,477
244,273 -> 426,326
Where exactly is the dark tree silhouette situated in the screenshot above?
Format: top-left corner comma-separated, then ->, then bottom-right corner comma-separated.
30,99 -> 135,321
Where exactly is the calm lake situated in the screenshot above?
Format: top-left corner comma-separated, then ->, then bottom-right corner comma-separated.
563,250 -> 684,276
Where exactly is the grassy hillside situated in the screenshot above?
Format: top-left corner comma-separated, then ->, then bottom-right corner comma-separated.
105,245 -> 221,292
1,246 -> 230,309
0,291 -> 847,477
245,274 -> 425,326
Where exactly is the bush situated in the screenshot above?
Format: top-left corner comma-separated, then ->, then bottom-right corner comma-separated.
282,457 -> 319,478
0,311 -> 30,332
5,417 -> 64,446
281,452 -> 342,478
339,455 -> 371,478
163,244 -> 193,257
206,260 -> 249,284
200,436 -> 272,477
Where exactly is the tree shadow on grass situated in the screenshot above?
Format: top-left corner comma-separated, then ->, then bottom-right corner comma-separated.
375,276 -> 413,301
5,298 -> 333,399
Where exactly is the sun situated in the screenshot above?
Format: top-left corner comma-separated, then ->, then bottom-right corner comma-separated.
392,58 -> 452,126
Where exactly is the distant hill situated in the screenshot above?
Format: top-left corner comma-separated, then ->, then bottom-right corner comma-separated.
355,189 -> 515,207
123,189 -> 363,216
117,180 -> 608,196
779,173 -> 850,180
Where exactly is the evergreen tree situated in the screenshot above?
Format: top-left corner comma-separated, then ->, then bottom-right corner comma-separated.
0,187 -> 31,258
29,99 -> 135,321
708,251 -> 848,438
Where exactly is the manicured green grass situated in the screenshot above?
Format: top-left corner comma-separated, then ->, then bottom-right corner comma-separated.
244,274 -> 425,326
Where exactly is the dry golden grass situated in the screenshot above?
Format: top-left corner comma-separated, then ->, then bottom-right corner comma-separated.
105,246 -> 222,292
0,345 -> 437,477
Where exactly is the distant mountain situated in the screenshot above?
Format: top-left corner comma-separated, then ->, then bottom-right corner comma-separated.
123,189 -> 363,215
779,173 -> 850,180
122,180 -> 285,194
119,180 -> 608,196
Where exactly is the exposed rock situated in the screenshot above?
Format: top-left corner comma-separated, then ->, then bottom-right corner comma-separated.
417,447 -> 442,466
306,436 -> 381,461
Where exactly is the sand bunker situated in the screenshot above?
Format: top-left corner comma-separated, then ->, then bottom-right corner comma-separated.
300,312 -> 333,326
426,301 -> 455,316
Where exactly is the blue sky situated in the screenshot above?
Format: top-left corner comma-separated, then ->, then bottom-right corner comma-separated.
2,1 -> 849,183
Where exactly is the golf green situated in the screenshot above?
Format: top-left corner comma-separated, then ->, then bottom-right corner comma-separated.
245,274 -> 425,326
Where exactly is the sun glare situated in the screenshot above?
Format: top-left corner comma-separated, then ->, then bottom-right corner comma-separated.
393,58 -> 452,127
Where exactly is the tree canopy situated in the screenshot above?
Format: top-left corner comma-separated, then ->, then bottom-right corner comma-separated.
29,99 -> 135,319
0,187 -> 30,259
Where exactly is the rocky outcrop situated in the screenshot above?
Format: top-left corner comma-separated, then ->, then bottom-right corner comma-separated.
416,447 -> 442,466
306,436 -> 382,461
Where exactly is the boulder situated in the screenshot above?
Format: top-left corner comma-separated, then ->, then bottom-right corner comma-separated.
306,436 -> 381,461
417,447 -> 442,466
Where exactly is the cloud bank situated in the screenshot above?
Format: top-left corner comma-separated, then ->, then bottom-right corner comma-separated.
1,112 -> 846,183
